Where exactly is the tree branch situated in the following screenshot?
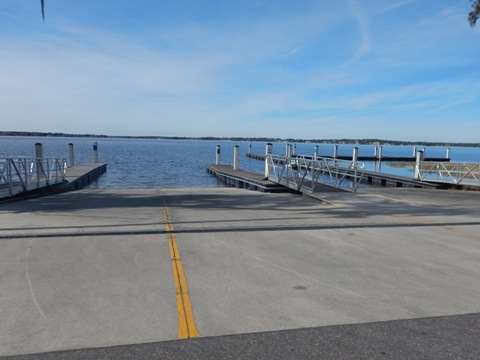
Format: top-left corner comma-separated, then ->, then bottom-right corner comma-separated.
469,0 -> 480,26
41,0 -> 45,22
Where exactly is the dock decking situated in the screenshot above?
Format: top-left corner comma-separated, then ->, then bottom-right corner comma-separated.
207,163 -> 443,193
64,163 -> 107,191
206,164 -> 290,193
0,163 -> 107,201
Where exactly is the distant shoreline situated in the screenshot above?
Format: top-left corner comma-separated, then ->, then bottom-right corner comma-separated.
1,131 -> 478,147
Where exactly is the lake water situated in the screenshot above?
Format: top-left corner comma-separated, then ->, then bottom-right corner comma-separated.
1,136 -> 479,189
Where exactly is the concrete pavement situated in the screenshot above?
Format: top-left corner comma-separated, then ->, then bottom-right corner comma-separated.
1,187 -> 480,358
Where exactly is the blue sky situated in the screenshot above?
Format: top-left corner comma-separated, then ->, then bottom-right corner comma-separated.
1,0 -> 479,142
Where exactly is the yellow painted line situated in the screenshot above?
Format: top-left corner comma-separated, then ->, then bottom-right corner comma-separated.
390,214 -> 432,225
163,208 -> 199,339
391,214 -> 480,240
439,226 -> 480,240
318,198 -> 342,207
306,194 -> 342,207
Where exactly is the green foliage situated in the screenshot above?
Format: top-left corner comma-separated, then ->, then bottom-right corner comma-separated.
469,0 -> 480,26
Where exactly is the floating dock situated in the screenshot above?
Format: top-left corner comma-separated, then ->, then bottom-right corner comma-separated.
0,163 -> 107,201
246,153 -> 453,190
207,164 -> 443,193
247,153 -> 450,162
206,164 -> 290,193
361,169 -> 442,189
63,163 -> 107,191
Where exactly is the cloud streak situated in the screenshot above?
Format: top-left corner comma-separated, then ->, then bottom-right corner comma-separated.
344,0 -> 371,66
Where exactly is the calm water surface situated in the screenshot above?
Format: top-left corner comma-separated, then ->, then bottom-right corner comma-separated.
1,136 -> 479,188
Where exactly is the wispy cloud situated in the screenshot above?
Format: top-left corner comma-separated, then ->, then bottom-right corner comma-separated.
376,0 -> 419,15
344,0 -> 371,66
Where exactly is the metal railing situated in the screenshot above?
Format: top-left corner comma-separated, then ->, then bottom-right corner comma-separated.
417,161 -> 480,186
0,157 -> 67,198
266,154 -> 365,193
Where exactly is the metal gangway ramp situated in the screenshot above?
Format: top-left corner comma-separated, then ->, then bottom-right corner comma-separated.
0,157 -> 67,199
266,154 -> 365,193
416,161 -> 480,187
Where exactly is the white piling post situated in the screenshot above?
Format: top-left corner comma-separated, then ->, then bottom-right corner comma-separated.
68,143 -> 74,167
352,147 -> 359,163
378,146 -> 383,173
413,146 -> 417,157
265,143 -> 273,177
93,140 -> 99,163
314,145 -> 319,161
374,146 -> 377,158
352,147 -> 359,188
35,143 -> 43,183
216,145 -> 221,165
333,145 -> 338,159
446,147 -> 450,159
7,159 -> 13,195
293,144 -> 297,156
248,142 -> 252,155
233,145 -> 239,170
415,150 -> 424,179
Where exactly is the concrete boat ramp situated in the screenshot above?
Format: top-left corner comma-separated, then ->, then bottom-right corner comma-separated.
1,186 -> 480,359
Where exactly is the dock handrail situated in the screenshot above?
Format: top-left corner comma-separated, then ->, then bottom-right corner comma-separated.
417,161 -> 480,186
266,154 -> 365,193
0,157 -> 67,198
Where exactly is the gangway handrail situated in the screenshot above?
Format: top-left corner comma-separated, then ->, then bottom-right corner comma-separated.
417,161 -> 480,186
0,157 -> 67,198
266,154 -> 365,193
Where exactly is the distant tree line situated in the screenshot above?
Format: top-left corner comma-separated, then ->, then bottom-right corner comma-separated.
2,131 -> 479,147
0,131 -> 107,138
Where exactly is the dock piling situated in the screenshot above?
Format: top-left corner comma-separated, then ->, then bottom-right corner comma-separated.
415,150 -> 425,179
265,143 -> 272,177
377,146 -> 383,172
352,147 -> 359,163
216,145 -> 221,165
68,143 -> 74,167
93,141 -> 98,164
35,143 -> 43,183
353,147 -> 359,188
233,145 -> 239,170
